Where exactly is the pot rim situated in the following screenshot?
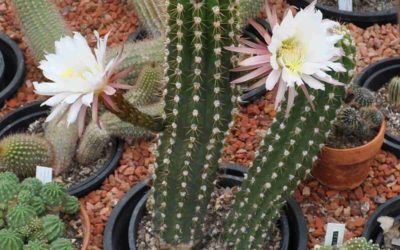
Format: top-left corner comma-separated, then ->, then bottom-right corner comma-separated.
323,121 -> 386,153
80,200 -> 91,250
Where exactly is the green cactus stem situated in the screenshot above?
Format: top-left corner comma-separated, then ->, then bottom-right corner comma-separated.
6,204 -> 36,229
40,182 -> 66,207
44,115 -> 79,175
41,215 -> 65,243
0,180 -> 19,203
11,0 -> 72,61
49,238 -> 73,250
61,196 -> 79,215
20,178 -> 43,196
351,87 -> 374,108
224,26 -> 356,249
0,229 -> 23,250
0,172 -> 19,184
0,134 -> 54,177
127,0 -> 166,37
389,76 -> 400,109
315,237 -> 379,250
150,0 -> 240,247
24,240 -> 49,250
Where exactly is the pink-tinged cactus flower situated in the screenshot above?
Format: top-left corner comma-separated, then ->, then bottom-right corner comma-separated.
33,31 -> 133,135
226,0 -> 345,115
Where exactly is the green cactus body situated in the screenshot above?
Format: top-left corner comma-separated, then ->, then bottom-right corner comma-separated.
123,64 -> 163,107
361,107 -> 383,128
0,180 -> 19,203
238,0 -> 266,26
352,87 -> 374,108
20,178 -> 43,196
44,115 -> 79,175
49,238 -> 73,250
18,190 -> 34,204
0,229 -> 23,250
61,196 -> 79,215
127,0 -> 166,37
11,0 -> 71,61
41,215 -> 65,243
100,112 -> 153,140
389,76 -> 400,109
313,237 -> 380,250
29,198 -> 46,216
40,182 -> 66,207
136,101 -> 165,117
76,121 -> 112,166
0,172 -> 19,184
24,240 -> 49,250
335,107 -> 361,135
18,217 -> 43,239
106,38 -> 164,83
6,204 -> 36,230
151,0 -> 240,246
224,27 -> 356,249
0,134 -> 54,177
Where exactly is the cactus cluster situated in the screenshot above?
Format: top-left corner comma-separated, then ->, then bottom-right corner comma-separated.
389,76 -> 400,109
10,0 -> 71,61
315,237 -> 380,250
0,134 -> 54,177
327,86 -> 383,148
0,172 -> 78,250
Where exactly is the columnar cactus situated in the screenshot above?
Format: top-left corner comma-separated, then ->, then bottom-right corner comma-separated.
127,0 -> 166,37
150,0 -> 240,247
44,115 -> 79,175
0,134 -> 54,177
11,0 -> 71,61
389,76 -> 400,109
223,27 -> 356,249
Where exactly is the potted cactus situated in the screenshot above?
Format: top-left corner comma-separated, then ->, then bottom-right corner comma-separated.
312,86 -> 385,190
97,1 -> 357,249
0,171 -> 90,250
313,237 -> 380,250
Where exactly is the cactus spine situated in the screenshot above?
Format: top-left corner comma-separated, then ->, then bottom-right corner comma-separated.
24,240 -> 49,250
49,238 -> 73,250
11,0 -> 72,61
0,134 -> 54,177
151,0 -> 240,246
0,229 -> 24,250
127,0 -> 166,37
389,76 -> 400,109
224,26 -> 356,249
315,237 -> 379,250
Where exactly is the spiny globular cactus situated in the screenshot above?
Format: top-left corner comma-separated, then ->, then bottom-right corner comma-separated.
150,0 -> 241,247
223,26 -> 357,249
24,239 -> 49,250
0,134 -> 54,177
389,76 -> 400,109
41,215 -> 65,243
352,87 -> 374,108
61,196 -> 79,215
0,229 -> 24,250
6,204 -> 36,229
49,238 -> 73,250
0,179 -> 19,203
127,0 -> 166,37
11,0 -> 72,61
40,182 -> 66,207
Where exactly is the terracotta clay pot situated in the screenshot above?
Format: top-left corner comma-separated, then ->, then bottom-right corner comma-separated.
312,122 -> 385,190
80,200 -> 91,250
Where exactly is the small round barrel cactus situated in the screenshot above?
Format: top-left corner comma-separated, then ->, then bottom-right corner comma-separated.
40,182 -> 66,207
389,76 -> 400,109
6,204 -> 36,229
352,87 -> 374,108
18,190 -> 34,204
49,238 -> 73,250
361,107 -> 383,128
41,215 -> 65,243
0,172 -> 19,183
0,134 -> 54,177
61,196 -> 79,215
314,237 -> 379,250
18,217 -> 43,239
20,178 -> 43,196
0,179 -> 19,203
335,107 -> 361,135
24,239 -> 49,250
29,197 -> 46,216
0,229 -> 24,250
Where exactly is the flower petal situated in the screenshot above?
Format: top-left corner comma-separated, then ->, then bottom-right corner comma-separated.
265,70 -> 281,90
231,65 -> 272,84
67,99 -> 83,124
302,75 -> 325,90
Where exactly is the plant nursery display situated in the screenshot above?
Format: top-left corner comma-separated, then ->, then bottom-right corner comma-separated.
2,0 -> 400,249
312,86 -> 385,190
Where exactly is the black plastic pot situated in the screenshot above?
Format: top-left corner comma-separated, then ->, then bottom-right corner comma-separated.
0,33 -> 25,107
104,164 -> 308,250
363,196 -> 400,248
0,51 -> 5,85
355,57 -> 400,157
0,101 -> 124,197
287,0 -> 397,28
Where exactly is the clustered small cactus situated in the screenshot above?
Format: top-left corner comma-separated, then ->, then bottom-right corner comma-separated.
327,85 -> 383,148
0,172 -> 78,250
315,237 -> 380,250
388,76 -> 400,109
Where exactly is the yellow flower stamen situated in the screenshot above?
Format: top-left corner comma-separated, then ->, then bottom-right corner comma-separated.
277,37 -> 305,74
